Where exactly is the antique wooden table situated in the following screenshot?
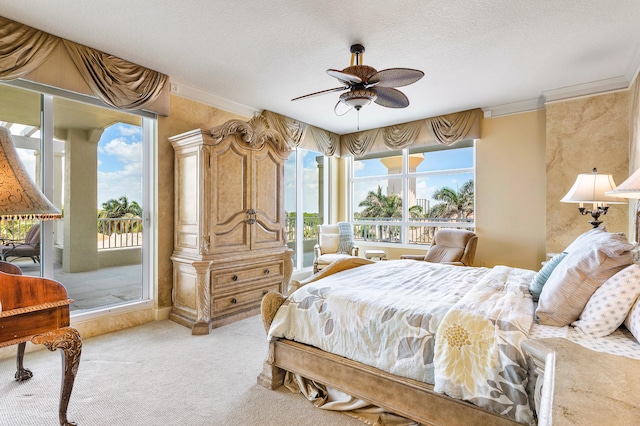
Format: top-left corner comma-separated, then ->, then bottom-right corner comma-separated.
0,270 -> 82,426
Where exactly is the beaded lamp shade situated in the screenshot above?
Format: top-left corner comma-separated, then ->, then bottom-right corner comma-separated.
0,127 -> 61,220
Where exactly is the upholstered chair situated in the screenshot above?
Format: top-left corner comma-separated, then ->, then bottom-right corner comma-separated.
0,223 -> 41,263
400,228 -> 477,266
313,223 -> 359,273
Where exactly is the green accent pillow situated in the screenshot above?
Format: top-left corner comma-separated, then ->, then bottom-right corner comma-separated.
529,252 -> 568,301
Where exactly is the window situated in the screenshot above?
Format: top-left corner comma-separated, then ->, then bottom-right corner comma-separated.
350,142 -> 474,245
284,148 -> 327,270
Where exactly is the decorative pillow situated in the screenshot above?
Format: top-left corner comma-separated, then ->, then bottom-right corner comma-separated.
336,222 -> 353,254
319,232 -> 339,253
529,252 -> 568,301
572,264 -> 640,337
562,227 -> 606,254
625,294 -> 640,342
536,231 -> 633,326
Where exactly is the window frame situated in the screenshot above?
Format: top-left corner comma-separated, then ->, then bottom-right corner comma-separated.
348,141 -> 475,247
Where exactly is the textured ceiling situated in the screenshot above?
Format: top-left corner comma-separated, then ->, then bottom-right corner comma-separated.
1,1 -> 640,134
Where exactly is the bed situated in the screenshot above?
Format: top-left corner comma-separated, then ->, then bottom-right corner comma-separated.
257,228 -> 640,425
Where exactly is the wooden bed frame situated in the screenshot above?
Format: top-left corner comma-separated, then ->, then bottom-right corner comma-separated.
256,259 -> 551,426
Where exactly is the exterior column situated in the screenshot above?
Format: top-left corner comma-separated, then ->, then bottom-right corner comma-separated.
63,128 -> 102,272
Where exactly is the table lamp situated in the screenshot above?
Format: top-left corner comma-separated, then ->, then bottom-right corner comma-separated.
560,168 -> 625,228
606,167 -> 640,243
0,126 -> 61,220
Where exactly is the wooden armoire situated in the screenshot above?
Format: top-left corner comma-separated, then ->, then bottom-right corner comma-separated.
169,116 -> 293,334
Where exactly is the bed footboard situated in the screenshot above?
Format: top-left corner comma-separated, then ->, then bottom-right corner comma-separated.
259,339 -> 519,426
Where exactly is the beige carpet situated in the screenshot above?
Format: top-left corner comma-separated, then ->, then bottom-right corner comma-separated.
0,315 -> 364,425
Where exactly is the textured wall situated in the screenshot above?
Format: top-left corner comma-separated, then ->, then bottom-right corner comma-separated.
546,91 -> 630,254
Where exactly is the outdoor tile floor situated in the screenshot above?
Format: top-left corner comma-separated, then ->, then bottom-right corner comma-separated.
13,260 -> 143,312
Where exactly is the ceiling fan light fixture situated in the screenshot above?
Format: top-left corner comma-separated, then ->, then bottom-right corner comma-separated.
340,88 -> 377,110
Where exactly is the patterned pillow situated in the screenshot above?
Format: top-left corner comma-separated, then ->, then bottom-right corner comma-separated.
536,231 -> 634,326
624,294 -> 640,343
572,264 -> 640,337
529,252 -> 567,301
336,222 -> 353,254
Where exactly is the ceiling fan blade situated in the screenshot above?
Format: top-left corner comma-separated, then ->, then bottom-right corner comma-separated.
291,86 -> 346,101
369,68 -> 424,88
334,100 -> 352,116
373,87 -> 410,108
327,69 -> 363,85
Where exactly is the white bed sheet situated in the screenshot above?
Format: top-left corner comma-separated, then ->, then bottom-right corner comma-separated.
529,323 -> 640,360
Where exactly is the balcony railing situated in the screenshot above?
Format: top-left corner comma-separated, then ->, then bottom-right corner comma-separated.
283,215 -> 473,246
98,218 -> 143,249
284,215 -> 321,244
0,218 -> 143,250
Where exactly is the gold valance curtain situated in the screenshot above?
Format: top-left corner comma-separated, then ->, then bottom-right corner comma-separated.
0,16 -> 168,114
258,108 -> 481,157
340,108 -> 482,157
262,110 -> 341,156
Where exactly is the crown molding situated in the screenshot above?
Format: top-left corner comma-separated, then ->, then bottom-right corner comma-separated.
482,97 -> 545,118
168,82 -> 259,118
542,76 -> 629,103
625,44 -> 640,85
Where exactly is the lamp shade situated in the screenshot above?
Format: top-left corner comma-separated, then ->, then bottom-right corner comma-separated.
606,167 -> 640,199
0,127 -> 61,220
560,168 -> 625,205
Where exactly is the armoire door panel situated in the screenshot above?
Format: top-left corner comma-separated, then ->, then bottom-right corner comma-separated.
252,222 -> 282,248
212,142 -> 249,226
212,220 -> 250,251
253,148 -> 282,225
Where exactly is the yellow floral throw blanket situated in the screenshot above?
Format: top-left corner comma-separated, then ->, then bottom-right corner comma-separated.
268,260 -> 536,424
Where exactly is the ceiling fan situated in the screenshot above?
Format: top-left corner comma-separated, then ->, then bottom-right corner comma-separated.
292,44 -> 424,116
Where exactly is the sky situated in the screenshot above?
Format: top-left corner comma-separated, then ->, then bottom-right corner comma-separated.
96,123 -> 143,209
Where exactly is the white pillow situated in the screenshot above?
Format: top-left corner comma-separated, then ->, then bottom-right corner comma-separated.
319,233 -> 339,253
624,294 -> 640,343
536,231 -> 633,326
572,264 -> 640,337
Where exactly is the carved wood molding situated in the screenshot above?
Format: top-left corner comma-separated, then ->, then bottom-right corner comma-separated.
210,115 -> 292,153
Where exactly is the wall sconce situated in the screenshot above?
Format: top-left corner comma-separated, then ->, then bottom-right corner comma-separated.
0,127 -> 61,220
561,168 -> 625,228
606,167 -> 640,243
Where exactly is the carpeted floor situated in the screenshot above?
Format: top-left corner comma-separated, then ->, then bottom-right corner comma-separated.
0,315 -> 364,425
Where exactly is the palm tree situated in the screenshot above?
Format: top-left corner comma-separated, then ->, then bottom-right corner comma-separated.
98,196 -> 142,234
358,185 -> 403,218
358,185 -> 403,241
427,179 -> 474,219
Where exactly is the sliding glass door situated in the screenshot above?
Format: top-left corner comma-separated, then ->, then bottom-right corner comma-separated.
0,82 -> 152,313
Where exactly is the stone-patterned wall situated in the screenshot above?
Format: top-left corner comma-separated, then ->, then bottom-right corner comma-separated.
546,91 -> 630,254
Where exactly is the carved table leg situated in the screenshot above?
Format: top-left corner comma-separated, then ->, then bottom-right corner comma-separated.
32,327 -> 82,426
15,342 -> 33,381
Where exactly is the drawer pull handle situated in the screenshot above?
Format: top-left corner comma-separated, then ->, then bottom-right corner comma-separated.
232,275 -> 238,281
231,298 -> 237,304
264,269 -> 270,275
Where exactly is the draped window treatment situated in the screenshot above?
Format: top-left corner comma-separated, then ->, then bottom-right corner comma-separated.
262,110 -> 341,156
0,16 -> 168,114
427,109 -> 482,145
341,108 -> 482,157
262,108 -> 481,158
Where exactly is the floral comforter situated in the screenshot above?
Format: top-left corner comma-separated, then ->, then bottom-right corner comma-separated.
267,260 -> 536,424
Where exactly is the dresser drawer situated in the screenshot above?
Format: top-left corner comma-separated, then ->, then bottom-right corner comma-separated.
213,283 -> 281,312
212,261 -> 283,290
